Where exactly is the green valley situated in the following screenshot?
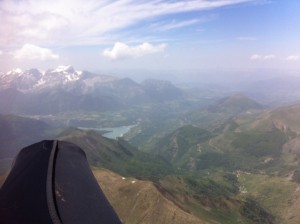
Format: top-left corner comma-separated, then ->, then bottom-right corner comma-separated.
2,92 -> 300,223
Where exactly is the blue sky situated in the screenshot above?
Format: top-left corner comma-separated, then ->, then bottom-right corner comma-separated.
0,0 -> 300,79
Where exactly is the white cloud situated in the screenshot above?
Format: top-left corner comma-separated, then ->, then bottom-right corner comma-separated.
12,44 -> 59,60
154,19 -> 200,31
0,50 -> 2,55
286,55 -> 300,61
0,0 -> 255,47
250,54 -> 261,60
152,15 -> 217,32
250,54 -> 275,60
264,55 -> 276,60
103,42 -> 167,60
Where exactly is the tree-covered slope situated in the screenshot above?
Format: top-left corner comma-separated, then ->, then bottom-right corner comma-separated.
58,128 -> 174,179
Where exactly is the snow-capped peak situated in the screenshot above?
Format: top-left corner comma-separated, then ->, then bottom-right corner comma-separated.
6,68 -> 23,76
54,65 -> 74,73
0,65 -> 117,92
43,65 -> 82,84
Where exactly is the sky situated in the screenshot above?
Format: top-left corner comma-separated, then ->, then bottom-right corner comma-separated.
0,0 -> 300,80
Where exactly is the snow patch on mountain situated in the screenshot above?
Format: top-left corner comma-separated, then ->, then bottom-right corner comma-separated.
54,65 -> 74,73
6,68 -> 23,77
0,65 -> 118,92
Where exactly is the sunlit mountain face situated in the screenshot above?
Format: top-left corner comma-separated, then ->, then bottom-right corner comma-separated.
1,1 -> 300,224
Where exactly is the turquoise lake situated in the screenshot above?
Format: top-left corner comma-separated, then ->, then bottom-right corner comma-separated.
79,125 -> 136,140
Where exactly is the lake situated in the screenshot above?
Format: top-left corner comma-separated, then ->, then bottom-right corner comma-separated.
78,125 -> 136,140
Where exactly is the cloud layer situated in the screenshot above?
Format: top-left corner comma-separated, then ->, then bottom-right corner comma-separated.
250,54 -> 276,60
287,55 -> 300,61
0,0 -> 254,48
103,42 -> 167,60
12,44 -> 59,60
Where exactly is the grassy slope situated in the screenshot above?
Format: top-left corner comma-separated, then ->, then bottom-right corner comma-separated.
150,125 -> 212,164
237,172 -> 300,224
157,173 -> 276,224
93,168 -> 206,224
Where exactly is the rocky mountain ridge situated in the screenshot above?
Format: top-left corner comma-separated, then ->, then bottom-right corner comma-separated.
0,65 -> 117,92
0,66 -> 183,114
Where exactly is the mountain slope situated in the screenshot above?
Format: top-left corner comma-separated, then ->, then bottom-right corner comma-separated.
185,94 -> 264,131
157,174 -> 276,224
141,79 -> 183,102
149,125 -> 212,169
0,114 -> 53,159
58,128 -> 174,178
199,102 -> 300,176
93,169 -> 206,224
94,169 -> 279,224
240,103 -> 300,133
208,94 -> 263,114
143,102 -> 300,223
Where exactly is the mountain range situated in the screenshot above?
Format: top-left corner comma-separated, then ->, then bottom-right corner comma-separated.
2,65 -> 300,223
2,65 -> 300,117
144,102 -> 300,223
0,65 -> 183,115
